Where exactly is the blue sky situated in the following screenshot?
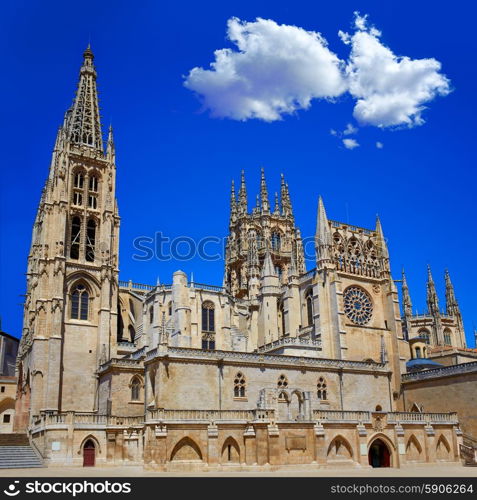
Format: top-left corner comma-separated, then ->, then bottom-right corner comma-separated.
1,0 -> 476,344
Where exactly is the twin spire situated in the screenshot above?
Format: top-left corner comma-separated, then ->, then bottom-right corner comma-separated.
230,169 -> 293,219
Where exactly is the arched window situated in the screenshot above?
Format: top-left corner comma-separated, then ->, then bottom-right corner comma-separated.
443,329 -> 452,346
168,301 -> 172,316
277,374 -> 288,390
271,232 -> 281,251
149,306 -> 154,325
275,265 -> 283,280
305,288 -> 314,326
70,216 -> 81,259
418,329 -> 430,344
73,191 -> 83,206
128,325 -> 136,343
85,219 -> 96,262
74,172 -> 84,189
88,175 -> 98,192
415,346 -> 422,359
131,377 -> 141,401
234,372 -> 246,398
71,284 -> 89,320
201,301 -> 215,332
317,377 -> 327,400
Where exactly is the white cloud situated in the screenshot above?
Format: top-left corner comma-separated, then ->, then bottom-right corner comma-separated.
330,129 -> 338,136
184,17 -> 346,121
340,12 -> 451,128
343,138 -> 359,149
376,141 -> 384,148
343,123 -> 358,135
185,14 -> 451,128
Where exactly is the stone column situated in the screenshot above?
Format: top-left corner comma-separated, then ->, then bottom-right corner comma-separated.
244,425 -> 257,465
255,426 -> 269,465
207,424 -> 219,468
267,423 -> 280,465
356,424 -> 369,467
314,423 -> 326,465
424,426 -> 436,463
155,425 -> 168,469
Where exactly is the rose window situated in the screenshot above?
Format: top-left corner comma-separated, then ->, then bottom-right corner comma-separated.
343,286 -> 373,325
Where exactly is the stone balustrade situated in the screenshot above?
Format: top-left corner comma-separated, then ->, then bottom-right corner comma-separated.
387,411 -> 458,424
256,336 -> 322,353
313,410 -> 371,423
402,361 -> 477,382
147,408 -> 273,422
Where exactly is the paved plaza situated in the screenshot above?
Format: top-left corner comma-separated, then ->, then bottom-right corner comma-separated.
0,464 -> 475,478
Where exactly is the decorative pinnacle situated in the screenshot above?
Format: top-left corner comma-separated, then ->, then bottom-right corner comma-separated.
260,167 -> 269,212
274,192 -> 280,214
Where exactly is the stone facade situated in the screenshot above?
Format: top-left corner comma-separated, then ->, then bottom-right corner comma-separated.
14,48 -> 470,470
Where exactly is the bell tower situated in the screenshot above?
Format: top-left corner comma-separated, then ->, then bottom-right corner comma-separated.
15,47 -> 120,429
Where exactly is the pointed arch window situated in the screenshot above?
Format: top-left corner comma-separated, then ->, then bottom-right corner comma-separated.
71,284 -> 89,320
305,288 -> 314,326
74,172 -> 84,189
85,219 -> 96,262
70,216 -> 81,260
443,329 -> 452,346
201,301 -> 215,332
234,372 -> 246,398
89,175 -> 98,192
271,232 -> 281,251
317,377 -> 327,400
131,377 -> 141,401
149,306 -> 154,325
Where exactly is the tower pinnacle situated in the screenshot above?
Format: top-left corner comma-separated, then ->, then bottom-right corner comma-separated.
260,168 -> 269,213
315,196 -> 332,267
67,46 -> 103,151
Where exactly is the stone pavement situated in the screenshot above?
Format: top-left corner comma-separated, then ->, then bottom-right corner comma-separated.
0,464 -> 476,477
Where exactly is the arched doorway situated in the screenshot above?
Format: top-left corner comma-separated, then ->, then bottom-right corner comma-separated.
83,439 -> 96,467
368,439 -> 390,468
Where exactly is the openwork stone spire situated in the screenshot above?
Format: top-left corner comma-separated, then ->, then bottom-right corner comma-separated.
260,167 -> 269,213
67,45 -> 103,151
426,265 -> 439,315
445,269 -> 460,316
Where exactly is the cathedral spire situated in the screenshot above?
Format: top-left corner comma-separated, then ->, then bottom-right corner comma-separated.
280,174 -> 294,218
67,46 -> 103,152
260,167 -> 269,213
401,269 -> 413,340
402,269 -> 413,316
445,269 -> 460,316
106,125 -> 115,161
375,215 -> 389,259
229,179 -> 237,223
426,265 -> 439,315
315,196 -> 332,267
238,170 -> 247,215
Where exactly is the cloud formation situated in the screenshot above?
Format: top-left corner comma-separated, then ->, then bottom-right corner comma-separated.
340,14 -> 451,127
184,17 -> 346,121
185,14 -> 451,128
343,138 -> 359,149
